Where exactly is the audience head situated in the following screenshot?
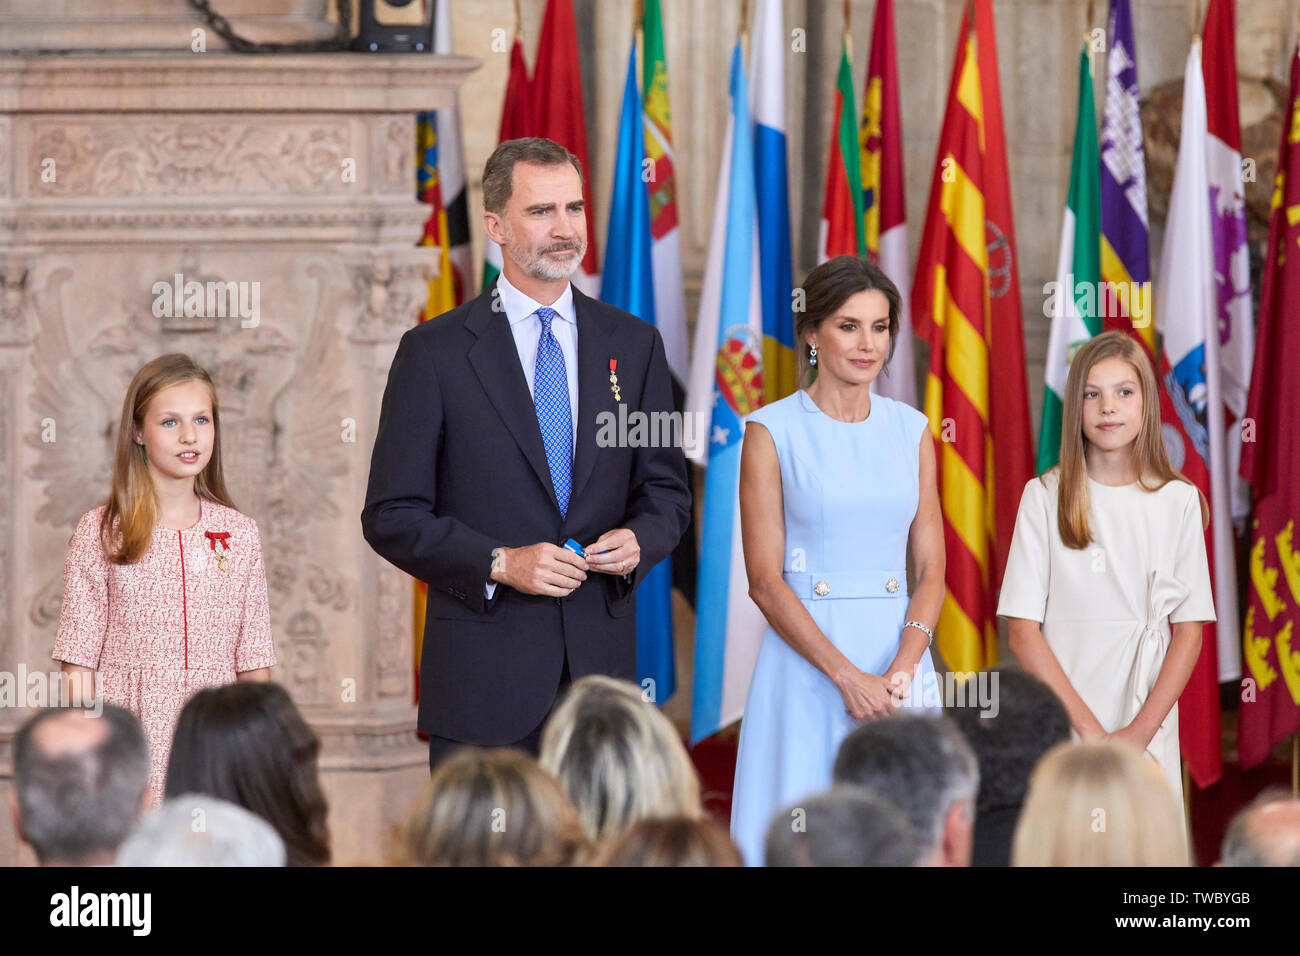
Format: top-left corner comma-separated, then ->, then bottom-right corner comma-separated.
1012,740 -> 1188,866
949,668 -> 1071,817
1220,788 -> 1300,867
11,704 -> 149,865
402,747 -> 587,866
117,794 -> 286,866
765,788 -> 923,866
164,681 -> 330,866
540,675 -> 702,843
833,712 -> 979,866
595,817 -> 743,867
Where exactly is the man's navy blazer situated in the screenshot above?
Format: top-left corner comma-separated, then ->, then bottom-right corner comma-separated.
361,279 -> 692,743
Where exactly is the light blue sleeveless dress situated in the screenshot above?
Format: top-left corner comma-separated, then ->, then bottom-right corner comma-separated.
730,388 -> 942,866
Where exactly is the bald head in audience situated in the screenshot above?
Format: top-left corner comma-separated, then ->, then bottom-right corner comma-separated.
1221,789 -> 1300,867
10,704 -> 150,866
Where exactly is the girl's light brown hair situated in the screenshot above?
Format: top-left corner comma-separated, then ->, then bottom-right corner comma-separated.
102,354 -> 235,564
400,747 -> 589,866
1052,331 -> 1204,549
594,817 -> 744,867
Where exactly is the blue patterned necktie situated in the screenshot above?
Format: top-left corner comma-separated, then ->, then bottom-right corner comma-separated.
532,307 -> 572,516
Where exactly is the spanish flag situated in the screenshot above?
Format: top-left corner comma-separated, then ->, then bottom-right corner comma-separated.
912,0 -> 1032,673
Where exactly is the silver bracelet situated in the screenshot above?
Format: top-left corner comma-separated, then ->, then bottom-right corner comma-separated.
903,620 -> 934,645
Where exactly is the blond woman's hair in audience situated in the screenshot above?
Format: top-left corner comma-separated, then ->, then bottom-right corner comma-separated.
401,747 -> 588,866
1011,740 -> 1188,866
595,817 -> 743,867
540,675 -> 702,842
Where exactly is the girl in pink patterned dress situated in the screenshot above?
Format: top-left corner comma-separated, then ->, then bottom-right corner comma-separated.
53,353 -> 276,807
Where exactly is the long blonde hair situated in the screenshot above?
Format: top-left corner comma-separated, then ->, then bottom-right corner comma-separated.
540,676 -> 703,844
1011,740 -> 1189,866
102,354 -> 235,564
1053,331 -> 1200,549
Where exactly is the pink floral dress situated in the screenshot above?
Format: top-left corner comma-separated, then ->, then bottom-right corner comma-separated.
52,498 -> 277,807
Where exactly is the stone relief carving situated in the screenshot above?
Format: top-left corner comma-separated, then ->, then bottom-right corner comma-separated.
28,576 -> 63,630
285,609 -> 328,706
374,561 -> 409,701
23,267 -> 115,530
380,118 -> 410,191
0,371 -> 9,661
0,207 -> 429,236
0,258 -> 32,346
346,250 -> 433,345
27,119 -> 355,198
0,118 -> 9,198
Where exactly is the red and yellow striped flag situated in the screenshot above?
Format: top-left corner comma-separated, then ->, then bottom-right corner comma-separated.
413,110 -> 467,701
912,4 -> 999,673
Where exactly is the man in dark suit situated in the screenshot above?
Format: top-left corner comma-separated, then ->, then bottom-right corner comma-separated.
362,137 -> 691,769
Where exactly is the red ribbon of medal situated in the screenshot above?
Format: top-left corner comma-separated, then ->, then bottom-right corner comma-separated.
609,358 -> 621,402
204,531 -> 231,571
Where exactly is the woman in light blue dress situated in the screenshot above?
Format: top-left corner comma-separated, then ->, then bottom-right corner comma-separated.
730,256 -> 946,866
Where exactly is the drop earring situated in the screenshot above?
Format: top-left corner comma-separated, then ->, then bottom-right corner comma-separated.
809,343 -> 818,367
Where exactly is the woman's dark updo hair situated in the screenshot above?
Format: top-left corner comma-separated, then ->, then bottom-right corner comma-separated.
165,682 -> 331,866
796,255 -> 902,386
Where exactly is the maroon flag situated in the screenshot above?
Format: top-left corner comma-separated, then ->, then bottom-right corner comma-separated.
1237,45 -> 1300,768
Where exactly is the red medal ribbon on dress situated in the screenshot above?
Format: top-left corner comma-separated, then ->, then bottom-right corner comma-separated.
204,531 -> 231,570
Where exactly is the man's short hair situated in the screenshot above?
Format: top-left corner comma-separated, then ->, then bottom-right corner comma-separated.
116,794 -> 286,866
481,137 -> 584,214
1221,788 -> 1300,867
832,712 -> 979,853
764,788 -> 923,866
13,704 -> 149,864
947,668 -> 1071,815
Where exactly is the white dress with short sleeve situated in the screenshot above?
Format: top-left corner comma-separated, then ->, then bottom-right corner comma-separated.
997,471 -> 1215,818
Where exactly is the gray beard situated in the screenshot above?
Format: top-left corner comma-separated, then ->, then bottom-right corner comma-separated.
504,235 -> 587,282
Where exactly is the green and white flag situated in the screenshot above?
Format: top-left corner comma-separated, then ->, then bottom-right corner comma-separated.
1039,47 -> 1102,473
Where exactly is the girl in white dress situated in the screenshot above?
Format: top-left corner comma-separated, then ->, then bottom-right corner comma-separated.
998,331 -> 1215,829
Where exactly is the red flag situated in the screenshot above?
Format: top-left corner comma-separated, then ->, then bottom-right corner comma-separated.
533,0 -> 600,295
1238,45 -> 1300,768
501,34 -> 535,141
973,0 -> 1034,596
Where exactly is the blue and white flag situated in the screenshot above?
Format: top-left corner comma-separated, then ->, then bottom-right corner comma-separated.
686,42 -> 768,743
601,40 -> 676,705
750,0 -> 797,402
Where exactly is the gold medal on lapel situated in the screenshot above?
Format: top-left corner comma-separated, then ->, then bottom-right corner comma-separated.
609,358 -> 621,402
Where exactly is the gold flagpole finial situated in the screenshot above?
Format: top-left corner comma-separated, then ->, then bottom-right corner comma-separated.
740,0 -> 750,43
513,0 -> 523,39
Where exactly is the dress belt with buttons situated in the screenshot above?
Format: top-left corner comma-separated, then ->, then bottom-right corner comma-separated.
782,571 -> 907,600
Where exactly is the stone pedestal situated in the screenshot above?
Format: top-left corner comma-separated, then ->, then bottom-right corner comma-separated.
0,49 -> 479,866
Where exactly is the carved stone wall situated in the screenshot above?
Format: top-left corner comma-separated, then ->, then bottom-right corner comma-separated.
0,51 -> 479,866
